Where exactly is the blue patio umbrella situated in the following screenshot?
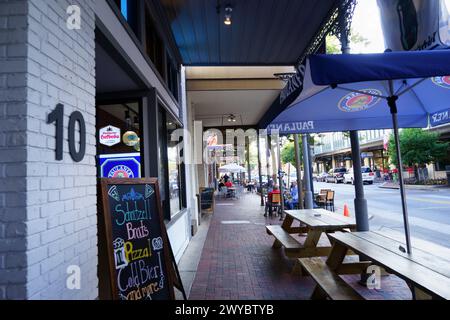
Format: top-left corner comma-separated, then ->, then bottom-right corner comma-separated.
268,50 -> 450,253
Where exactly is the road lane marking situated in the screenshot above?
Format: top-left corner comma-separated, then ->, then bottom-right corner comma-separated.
407,197 -> 450,205
369,209 -> 450,236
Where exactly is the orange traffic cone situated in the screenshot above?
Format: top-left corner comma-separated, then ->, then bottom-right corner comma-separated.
344,204 -> 350,217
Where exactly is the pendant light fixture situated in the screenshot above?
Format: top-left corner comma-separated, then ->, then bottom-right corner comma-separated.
224,5 -> 232,26
123,108 -> 139,147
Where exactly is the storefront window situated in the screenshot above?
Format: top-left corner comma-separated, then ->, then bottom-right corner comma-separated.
113,0 -> 139,38
158,108 -> 185,219
96,102 -> 143,179
167,53 -> 179,101
145,7 -> 165,77
167,116 -> 186,216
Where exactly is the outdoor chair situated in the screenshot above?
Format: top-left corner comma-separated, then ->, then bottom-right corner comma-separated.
265,193 -> 282,217
219,187 -> 228,199
235,185 -> 244,199
316,189 -> 329,208
325,190 -> 335,212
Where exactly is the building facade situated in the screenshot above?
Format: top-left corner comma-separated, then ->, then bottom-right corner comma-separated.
0,0 -> 197,299
312,130 -> 392,173
312,126 -> 450,179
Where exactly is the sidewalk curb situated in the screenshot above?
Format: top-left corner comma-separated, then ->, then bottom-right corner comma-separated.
378,183 -> 449,192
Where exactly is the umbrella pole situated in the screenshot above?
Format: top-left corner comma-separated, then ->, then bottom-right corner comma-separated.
388,96 -> 412,254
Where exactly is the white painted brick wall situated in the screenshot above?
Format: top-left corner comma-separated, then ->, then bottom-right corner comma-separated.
25,0 -> 97,300
1,0 -> 97,300
0,0 -> 28,300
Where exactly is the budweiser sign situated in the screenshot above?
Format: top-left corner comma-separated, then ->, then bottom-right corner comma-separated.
99,125 -> 121,146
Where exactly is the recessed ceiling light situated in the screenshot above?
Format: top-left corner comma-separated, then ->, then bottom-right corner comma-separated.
227,114 -> 236,122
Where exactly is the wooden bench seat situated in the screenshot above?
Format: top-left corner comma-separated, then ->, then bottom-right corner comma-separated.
299,257 -> 364,300
266,225 -> 303,251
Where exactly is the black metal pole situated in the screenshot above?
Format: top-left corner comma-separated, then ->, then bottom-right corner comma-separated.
246,138 -> 251,182
276,134 -> 285,219
267,134 -> 271,184
339,12 -> 369,231
388,96 -> 412,254
257,132 -> 264,206
307,134 -> 315,196
350,131 -> 369,231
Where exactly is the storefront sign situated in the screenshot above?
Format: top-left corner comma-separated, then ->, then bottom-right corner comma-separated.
361,152 -> 374,158
99,126 -> 121,146
99,153 -> 141,178
100,178 -> 178,300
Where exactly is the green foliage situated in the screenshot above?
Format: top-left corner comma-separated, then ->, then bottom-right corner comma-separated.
281,141 -> 298,167
326,35 -> 341,54
388,129 -> 449,167
280,135 -> 313,166
350,33 -> 370,48
326,31 -> 370,54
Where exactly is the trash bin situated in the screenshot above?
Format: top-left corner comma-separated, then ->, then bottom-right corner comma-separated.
446,165 -> 450,186
199,188 -> 215,214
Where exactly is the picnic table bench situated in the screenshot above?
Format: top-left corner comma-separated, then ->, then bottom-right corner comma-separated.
266,209 -> 357,261
299,230 -> 450,300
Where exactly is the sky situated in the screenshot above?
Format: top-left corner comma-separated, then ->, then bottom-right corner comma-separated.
351,0 -> 386,53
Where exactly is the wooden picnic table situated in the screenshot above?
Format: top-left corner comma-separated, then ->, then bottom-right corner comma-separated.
266,208 -> 357,261
324,230 -> 450,300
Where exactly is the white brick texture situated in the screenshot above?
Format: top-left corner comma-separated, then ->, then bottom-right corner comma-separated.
1,0 -> 97,299
0,0 -> 28,300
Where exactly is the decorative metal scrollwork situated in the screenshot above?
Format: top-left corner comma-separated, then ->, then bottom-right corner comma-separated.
297,0 -> 357,66
330,0 -> 357,49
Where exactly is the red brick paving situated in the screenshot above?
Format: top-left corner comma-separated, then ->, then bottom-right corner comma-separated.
189,193 -> 412,300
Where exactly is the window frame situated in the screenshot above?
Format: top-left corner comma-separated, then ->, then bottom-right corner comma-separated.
158,106 -> 186,220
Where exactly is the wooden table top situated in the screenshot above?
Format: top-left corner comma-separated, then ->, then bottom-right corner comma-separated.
284,209 -> 356,230
328,230 -> 450,300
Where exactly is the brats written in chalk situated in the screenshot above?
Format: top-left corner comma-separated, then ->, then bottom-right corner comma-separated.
101,178 -> 176,300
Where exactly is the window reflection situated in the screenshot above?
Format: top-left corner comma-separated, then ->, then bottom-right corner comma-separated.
162,113 -> 185,218
168,142 -> 180,215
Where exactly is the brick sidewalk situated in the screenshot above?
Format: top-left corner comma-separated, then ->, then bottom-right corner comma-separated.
188,193 -> 412,300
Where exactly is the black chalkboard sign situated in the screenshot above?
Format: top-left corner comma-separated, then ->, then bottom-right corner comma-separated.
100,178 -> 175,300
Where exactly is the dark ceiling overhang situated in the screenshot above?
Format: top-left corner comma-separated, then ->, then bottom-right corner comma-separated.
257,0 -> 357,130
159,0 -> 342,66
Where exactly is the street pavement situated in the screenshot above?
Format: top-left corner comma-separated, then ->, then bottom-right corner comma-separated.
313,181 -> 450,248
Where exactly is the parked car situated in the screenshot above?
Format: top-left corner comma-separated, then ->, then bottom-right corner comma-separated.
314,172 -> 329,182
343,166 -> 375,184
325,168 -> 347,183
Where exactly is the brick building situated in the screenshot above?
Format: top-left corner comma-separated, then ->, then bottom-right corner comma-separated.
0,0 -> 196,299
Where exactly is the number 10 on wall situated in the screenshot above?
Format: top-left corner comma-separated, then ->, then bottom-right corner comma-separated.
47,104 -> 86,162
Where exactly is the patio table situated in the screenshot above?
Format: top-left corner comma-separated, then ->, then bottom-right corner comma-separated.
266,208 -> 356,261
326,230 -> 450,300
